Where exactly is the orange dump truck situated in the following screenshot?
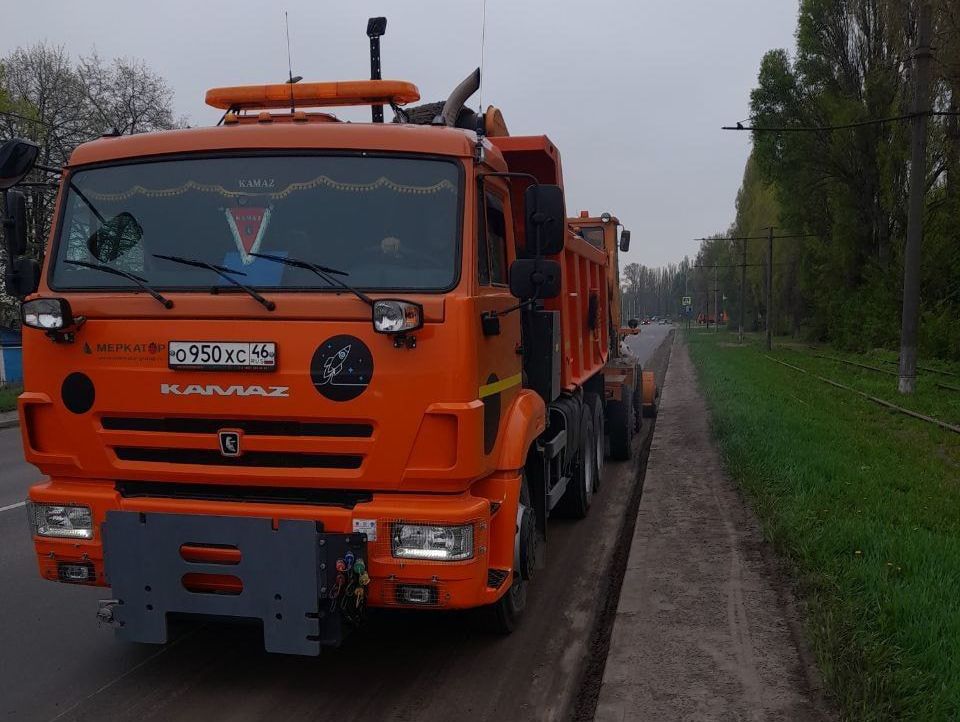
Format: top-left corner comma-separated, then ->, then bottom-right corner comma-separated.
0,22 -> 654,654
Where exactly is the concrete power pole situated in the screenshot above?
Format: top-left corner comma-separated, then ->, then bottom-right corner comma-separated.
714,264 -> 719,333
739,238 -> 746,344
898,2 -> 934,395
766,226 -> 774,351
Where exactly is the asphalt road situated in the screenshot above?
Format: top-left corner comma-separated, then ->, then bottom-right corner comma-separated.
0,325 -> 673,722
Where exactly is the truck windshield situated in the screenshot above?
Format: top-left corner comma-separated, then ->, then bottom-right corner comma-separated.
50,154 -> 461,292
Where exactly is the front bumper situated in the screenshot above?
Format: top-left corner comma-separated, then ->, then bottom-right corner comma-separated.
29,477 -> 518,631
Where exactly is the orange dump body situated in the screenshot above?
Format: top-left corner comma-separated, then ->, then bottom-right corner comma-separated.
489,136 -> 609,390
568,213 -> 658,412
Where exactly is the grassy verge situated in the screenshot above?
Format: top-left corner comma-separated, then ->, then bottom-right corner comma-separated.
685,330 -> 960,721
0,384 -> 21,413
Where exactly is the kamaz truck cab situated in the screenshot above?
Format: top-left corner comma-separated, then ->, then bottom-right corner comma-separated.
0,23 -> 650,655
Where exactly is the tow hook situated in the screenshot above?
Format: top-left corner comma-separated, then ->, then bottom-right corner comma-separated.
97,599 -> 120,627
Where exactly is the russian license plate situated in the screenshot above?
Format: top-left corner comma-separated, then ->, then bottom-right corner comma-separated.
168,341 -> 277,371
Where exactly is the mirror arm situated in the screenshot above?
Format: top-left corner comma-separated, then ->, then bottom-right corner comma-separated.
35,164 -> 62,175
483,297 -> 537,321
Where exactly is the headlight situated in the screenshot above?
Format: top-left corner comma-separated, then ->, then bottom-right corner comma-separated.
373,300 -> 423,334
391,523 -> 474,561
21,298 -> 74,330
28,503 -> 94,539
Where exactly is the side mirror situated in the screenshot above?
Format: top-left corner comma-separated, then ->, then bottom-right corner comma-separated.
21,297 -> 76,330
88,212 -> 143,262
0,138 -> 40,190
628,318 -> 639,329
11,258 -> 40,298
3,189 -> 28,256
619,229 -> 631,253
524,184 -> 565,256
509,258 -> 561,300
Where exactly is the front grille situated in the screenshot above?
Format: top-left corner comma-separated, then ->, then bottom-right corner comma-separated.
117,481 -> 372,508
102,416 -> 373,438
487,568 -> 510,589
114,447 -> 362,469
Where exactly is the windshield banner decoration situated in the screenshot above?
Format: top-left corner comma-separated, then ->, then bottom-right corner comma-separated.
225,206 -> 272,264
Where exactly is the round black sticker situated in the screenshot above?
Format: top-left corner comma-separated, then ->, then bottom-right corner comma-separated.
310,335 -> 374,401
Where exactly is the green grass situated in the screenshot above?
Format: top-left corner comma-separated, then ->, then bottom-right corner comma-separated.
686,330 -> 960,721
0,384 -> 20,412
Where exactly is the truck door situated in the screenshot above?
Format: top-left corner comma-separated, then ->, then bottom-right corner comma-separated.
476,185 -> 522,460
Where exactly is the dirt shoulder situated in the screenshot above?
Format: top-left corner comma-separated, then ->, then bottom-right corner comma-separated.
594,334 -> 831,721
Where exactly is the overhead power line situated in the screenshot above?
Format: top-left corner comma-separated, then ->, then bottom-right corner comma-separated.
723,110 -> 960,133
0,109 -> 54,128
694,263 -> 793,268
694,234 -> 818,242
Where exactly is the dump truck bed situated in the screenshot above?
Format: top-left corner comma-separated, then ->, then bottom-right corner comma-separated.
490,135 -> 609,390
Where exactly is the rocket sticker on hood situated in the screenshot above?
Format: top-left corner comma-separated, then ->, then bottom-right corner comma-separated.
320,344 -> 352,385
311,335 -> 374,402
225,206 -> 272,264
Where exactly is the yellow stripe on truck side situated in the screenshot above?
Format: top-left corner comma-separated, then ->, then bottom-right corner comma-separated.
479,373 -> 522,399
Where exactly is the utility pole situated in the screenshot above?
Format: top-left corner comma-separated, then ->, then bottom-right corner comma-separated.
898,1 -> 933,395
766,226 -> 774,351
714,263 -> 719,333
739,237 -> 746,344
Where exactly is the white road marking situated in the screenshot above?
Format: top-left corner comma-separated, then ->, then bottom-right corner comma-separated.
0,500 -> 26,513
47,626 -> 202,722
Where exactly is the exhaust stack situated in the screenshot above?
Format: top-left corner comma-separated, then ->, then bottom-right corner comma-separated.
434,68 -> 481,127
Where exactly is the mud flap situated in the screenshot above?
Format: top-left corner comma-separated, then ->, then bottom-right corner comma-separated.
102,511 -> 365,656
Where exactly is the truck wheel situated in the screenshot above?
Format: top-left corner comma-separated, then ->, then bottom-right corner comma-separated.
608,385 -> 634,461
486,476 -> 532,634
585,393 -> 605,492
555,415 -> 596,519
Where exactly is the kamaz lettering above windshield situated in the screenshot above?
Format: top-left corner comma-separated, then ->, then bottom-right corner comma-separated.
51,155 -> 461,292
1,18 -> 655,657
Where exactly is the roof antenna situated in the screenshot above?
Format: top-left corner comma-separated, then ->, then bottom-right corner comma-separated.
284,11 -> 302,114
478,0 -> 488,114
366,17 -> 387,123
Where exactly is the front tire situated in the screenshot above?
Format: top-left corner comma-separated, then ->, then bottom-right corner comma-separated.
486,475 -> 532,634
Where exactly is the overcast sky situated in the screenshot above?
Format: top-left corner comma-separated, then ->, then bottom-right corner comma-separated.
3,1 -> 797,268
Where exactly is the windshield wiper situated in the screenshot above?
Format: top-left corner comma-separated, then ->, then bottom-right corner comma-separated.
65,260 -> 173,309
152,254 -> 276,311
248,252 -> 372,307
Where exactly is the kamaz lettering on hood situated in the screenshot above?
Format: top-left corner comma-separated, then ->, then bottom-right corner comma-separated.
160,384 -> 289,398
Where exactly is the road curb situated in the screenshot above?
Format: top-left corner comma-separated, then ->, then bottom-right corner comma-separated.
568,329 -> 676,721
0,417 -> 19,430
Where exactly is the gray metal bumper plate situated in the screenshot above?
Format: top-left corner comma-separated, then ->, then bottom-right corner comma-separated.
103,511 -> 333,655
